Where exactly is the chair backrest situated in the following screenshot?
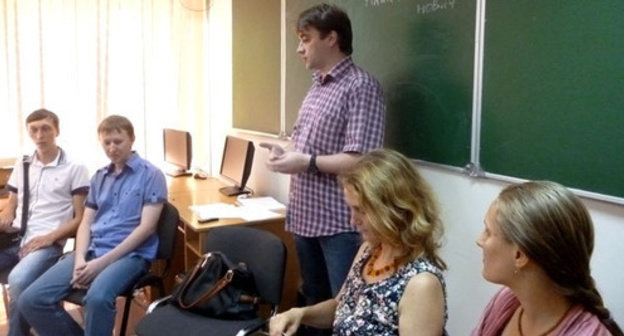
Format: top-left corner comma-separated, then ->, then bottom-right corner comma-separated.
0,269 -> 9,284
155,202 -> 180,260
202,226 -> 286,306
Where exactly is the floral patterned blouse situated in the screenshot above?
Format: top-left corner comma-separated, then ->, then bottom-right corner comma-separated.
333,245 -> 448,335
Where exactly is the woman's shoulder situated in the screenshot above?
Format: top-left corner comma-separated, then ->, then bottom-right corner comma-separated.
401,258 -> 447,306
558,305 -> 614,335
404,271 -> 443,295
402,256 -> 448,298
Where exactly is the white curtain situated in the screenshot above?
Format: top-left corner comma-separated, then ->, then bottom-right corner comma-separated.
0,0 -> 210,172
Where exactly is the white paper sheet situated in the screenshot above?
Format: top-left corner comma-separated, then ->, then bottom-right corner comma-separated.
235,196 -> 286,211
189,203 -> 239,221
237,206 -> 282,221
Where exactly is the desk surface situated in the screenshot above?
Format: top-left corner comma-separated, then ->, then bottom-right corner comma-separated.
167,176 -> 285,232
167,175 -> 225,194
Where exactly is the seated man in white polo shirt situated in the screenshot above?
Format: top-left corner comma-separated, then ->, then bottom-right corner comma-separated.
0,109 -> 90,336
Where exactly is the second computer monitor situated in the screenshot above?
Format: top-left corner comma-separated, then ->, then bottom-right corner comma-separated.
219,135 -> 255,196
163,128 -> 192,177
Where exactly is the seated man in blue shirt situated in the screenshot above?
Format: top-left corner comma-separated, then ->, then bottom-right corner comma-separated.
19,115 -> 168,336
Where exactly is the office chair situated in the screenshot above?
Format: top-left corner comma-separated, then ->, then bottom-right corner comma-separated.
135,226 -> 287,336
64,202 -> 179,336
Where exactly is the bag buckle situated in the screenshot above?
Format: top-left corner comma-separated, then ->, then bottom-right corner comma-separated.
225,269 -> 234,281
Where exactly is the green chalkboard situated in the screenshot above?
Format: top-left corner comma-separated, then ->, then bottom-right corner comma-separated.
481,1 -> 624,198
233,0 -> 281,134
285,0 -> 475,167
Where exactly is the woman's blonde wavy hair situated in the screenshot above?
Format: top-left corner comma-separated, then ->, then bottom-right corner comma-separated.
339,149 -> 446,270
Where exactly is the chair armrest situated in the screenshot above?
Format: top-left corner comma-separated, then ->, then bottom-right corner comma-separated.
146,295 -> 172,314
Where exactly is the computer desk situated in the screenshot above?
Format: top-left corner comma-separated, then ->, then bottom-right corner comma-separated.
165,175 -> 299,311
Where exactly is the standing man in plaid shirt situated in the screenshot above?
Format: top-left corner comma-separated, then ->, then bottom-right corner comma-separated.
261,3 -> 385,335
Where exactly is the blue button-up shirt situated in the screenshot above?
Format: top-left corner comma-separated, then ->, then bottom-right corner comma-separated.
85,152 -> 167,260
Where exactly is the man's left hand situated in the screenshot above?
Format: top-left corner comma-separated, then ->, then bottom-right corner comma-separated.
266,151 -> 310,174
71,257 -> 108,289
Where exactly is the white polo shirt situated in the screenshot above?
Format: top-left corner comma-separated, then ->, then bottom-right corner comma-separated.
7,148 -> 90,246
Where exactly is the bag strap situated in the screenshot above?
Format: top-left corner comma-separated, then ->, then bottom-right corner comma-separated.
185,269 -> 234,309
20,155 -> 31,236
175,254 -> 235,309
175,255 -> 205,307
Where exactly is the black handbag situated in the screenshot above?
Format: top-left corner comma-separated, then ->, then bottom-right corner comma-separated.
0,156 -> 30,250
170,251 -> 259,319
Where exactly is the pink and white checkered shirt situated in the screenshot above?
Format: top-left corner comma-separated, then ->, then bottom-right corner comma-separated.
287,57 -> 386,237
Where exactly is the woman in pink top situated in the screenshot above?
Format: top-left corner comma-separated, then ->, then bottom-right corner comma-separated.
473,181 -> 622,336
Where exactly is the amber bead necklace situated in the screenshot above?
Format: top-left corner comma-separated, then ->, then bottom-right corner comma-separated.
366,245 -> 396,277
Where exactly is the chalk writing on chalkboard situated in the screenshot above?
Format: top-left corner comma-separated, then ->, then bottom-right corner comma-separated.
417,0 -> 456,15
363,0 -> 456,11
364,0 -> 400,7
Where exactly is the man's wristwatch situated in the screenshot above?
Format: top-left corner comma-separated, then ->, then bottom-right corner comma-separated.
307,154 -> 319,174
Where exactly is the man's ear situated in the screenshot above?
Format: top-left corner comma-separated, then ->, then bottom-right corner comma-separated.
326,30 -> 339,48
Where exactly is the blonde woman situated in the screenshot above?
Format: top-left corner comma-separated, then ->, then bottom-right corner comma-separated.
474,181 -> 623,335
270,149 -> 447,336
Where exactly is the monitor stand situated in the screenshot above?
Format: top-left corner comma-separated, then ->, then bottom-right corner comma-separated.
219,185 -> 250,196
165,168 -> 193,177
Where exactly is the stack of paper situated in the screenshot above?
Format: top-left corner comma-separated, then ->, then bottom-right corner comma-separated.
189,203 -> 239,221
236,196 -> 286,211
235,196 -> 285,221
189,197 -> 286,222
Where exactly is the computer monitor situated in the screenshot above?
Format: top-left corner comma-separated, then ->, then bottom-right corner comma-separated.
219,135 -> 255,196
163,128 -> 192,177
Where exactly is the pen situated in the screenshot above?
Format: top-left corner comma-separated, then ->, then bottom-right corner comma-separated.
198,217 -> 218,223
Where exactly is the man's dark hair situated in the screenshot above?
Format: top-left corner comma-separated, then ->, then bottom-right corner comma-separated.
26,109 -> 60,131
297,3 -> 353,55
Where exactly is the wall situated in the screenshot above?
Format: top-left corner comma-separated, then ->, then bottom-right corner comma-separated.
231,132 -> 291,204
